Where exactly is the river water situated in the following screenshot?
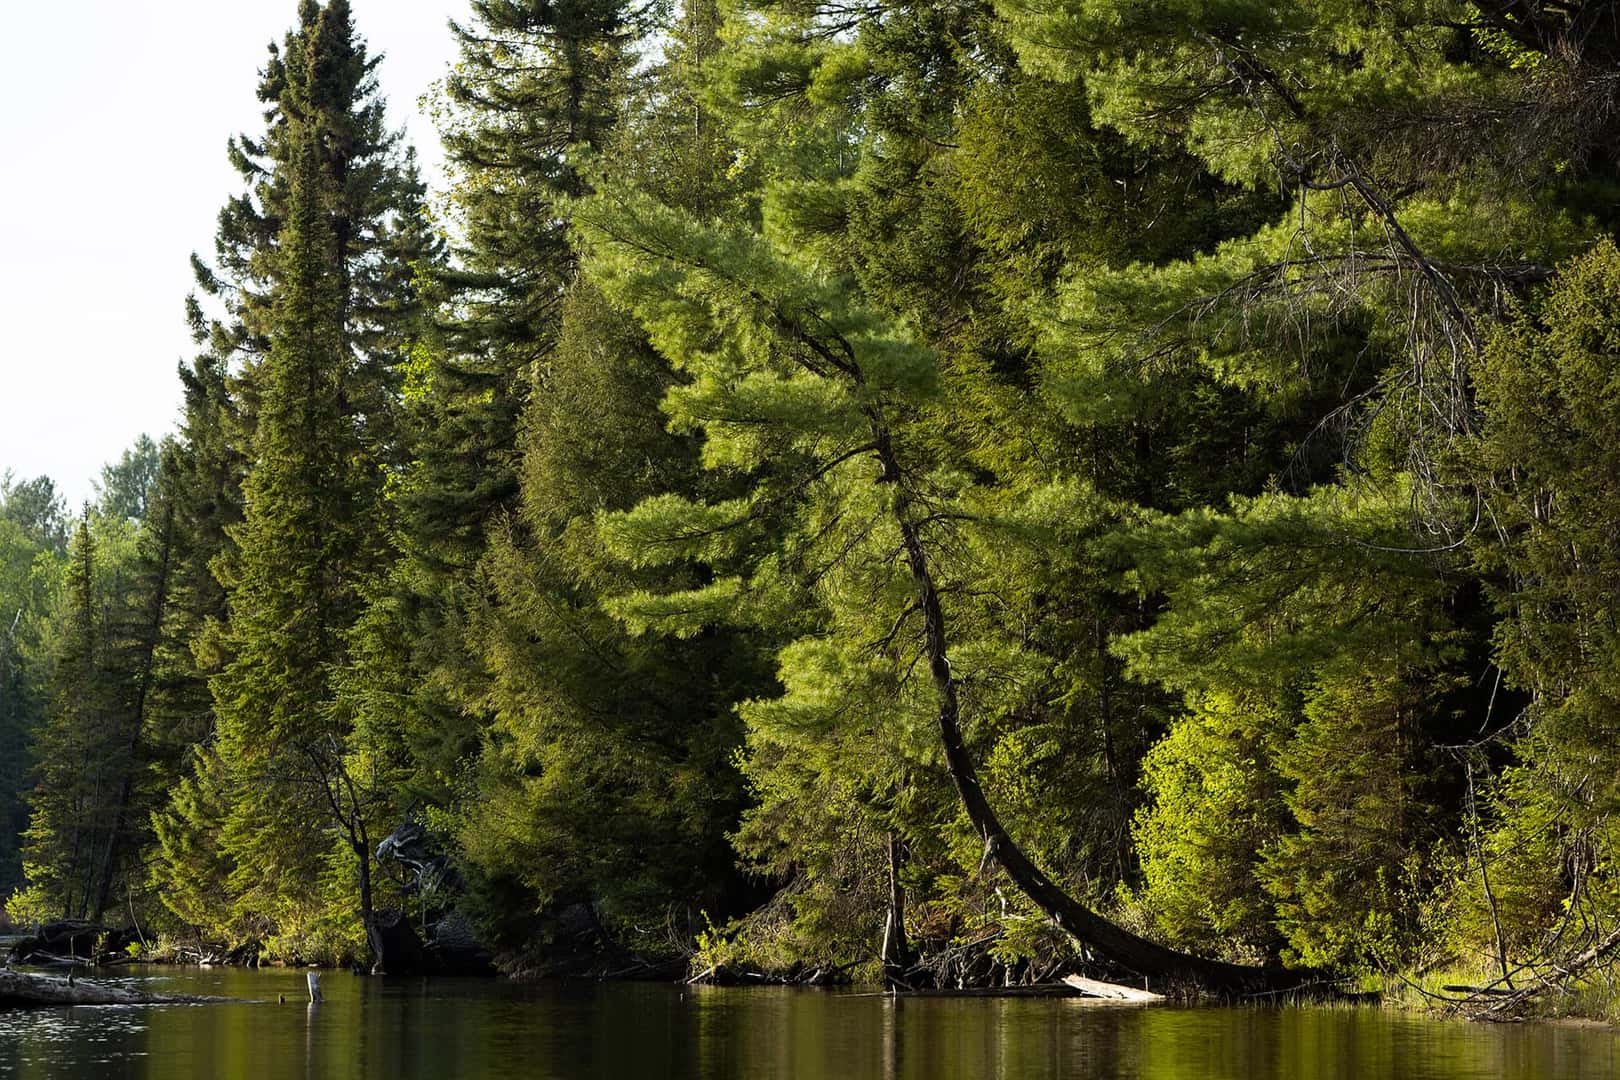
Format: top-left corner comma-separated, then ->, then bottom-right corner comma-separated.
1,967 -> 1617,1078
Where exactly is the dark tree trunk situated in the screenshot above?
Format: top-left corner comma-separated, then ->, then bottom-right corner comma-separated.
881,830 -> 911,988
869,428 -> 1313,993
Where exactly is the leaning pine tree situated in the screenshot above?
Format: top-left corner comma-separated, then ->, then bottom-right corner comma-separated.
570,178 -> 1315,992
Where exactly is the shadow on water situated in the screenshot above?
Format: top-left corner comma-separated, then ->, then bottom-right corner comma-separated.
0,967 -> 1617,1079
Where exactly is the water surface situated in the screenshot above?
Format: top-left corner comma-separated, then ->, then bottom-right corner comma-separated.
1,967 -> 1616,1078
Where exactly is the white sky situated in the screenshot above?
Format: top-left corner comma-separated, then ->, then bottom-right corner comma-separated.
0,1 -> 466,508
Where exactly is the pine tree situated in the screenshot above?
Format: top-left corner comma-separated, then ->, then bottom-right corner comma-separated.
20,515 -> 124,920
561,140 -> 1332,986
432,0 -> 786,963
151,0 -> 438,958
209,109 -> 383,958
0,510 -> 60,897
371,1 -> 651,826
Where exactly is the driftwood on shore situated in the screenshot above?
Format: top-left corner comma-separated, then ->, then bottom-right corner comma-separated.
1062,974 -> 1167,1002
843,975 -> 1170,1001
0,969 -> 235,1009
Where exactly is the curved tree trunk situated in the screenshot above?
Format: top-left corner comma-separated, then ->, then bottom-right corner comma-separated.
871,429 -> 1312,994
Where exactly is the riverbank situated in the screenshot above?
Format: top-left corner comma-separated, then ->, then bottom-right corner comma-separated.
10,918 -> 1616,1030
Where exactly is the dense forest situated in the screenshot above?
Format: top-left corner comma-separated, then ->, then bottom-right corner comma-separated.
6,0 -> 1620,1002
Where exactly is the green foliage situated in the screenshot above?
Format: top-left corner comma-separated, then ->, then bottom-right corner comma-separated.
1132,692 -> 1287,957
1443,240 -> 1620,966
94,435 -> 162,522
0,511 -> 59,894
14,0 -> 1620,991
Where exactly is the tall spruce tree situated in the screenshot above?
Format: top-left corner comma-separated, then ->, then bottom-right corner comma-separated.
423,0 -> 793,965
371,0 -> 651,825
152,0 -> 431,961
209,112 -> 384,959
151,0 -> 437,832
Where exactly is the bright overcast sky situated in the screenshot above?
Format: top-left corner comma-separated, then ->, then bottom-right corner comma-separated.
0,1 -> 465,508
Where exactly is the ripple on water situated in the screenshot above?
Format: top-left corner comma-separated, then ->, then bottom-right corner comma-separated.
0,1004 -> 149,1072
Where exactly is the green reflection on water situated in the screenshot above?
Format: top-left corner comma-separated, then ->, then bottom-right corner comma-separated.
0,969 -> 1616,1079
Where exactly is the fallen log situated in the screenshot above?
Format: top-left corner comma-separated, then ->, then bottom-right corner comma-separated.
850,983 -> 1105,999
1062,974 -> 1167,1002
0,969 -> 235,1009
845,977 -> 1169,1000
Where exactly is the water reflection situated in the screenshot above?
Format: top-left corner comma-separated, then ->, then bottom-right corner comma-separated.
0,969 -> 1615,1079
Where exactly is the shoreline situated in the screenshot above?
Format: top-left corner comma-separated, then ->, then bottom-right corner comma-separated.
10,929 -> 1617,1029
